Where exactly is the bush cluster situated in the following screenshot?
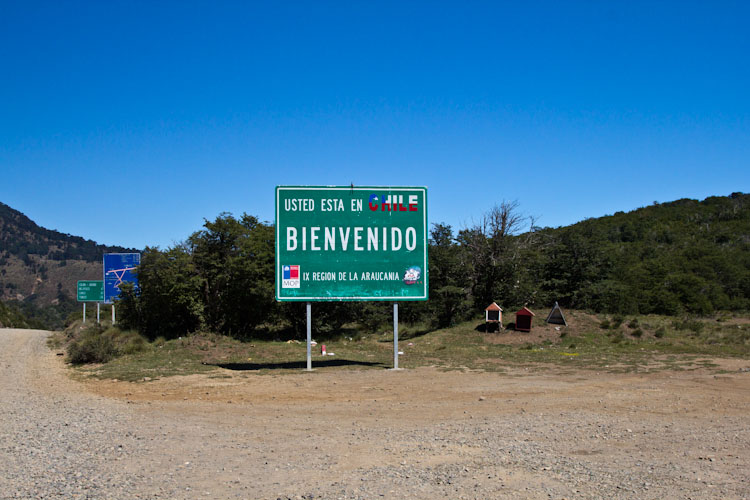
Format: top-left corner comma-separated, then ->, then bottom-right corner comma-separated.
672,318 -> 705,334
67,326 -> 148,365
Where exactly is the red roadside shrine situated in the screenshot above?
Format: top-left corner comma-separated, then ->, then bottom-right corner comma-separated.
514,307 -> 535,332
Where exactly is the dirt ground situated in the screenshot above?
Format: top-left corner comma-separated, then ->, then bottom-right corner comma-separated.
75,356 -> 750,499
4,327 -> 750,499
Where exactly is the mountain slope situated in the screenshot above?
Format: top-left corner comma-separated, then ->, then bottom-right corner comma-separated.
535,192 -> 750,314
0,202 -> 138,327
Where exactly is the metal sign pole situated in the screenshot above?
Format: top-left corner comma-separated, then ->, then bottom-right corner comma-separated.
112,305 -> 116,325
96,303 -> 100,324
82,303 -> 86,323
306,302 -> 312,371
393,302 -> 399,370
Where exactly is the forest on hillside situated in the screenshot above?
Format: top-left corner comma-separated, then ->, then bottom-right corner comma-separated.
0,202 -> 141,328
0,202 -> 137,263
115,193 -> 750,340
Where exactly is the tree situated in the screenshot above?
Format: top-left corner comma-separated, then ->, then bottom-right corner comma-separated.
459,201 -> 532,310
428,223 -> 471,327
118,244 -> 204,339
189,213 -> 275,338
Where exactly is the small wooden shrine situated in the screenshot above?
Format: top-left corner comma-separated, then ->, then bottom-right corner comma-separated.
484,302 -> 503,332
514,306 -> 535,332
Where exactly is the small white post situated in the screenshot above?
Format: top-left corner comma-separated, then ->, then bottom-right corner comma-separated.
82,303 -> 86,323
96,303 -> 100,324
393,302 -> 399,370
112,304 -> 116,325
306,302 -> 312,371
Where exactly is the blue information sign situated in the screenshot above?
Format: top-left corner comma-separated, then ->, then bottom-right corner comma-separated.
103,253 -> 141,303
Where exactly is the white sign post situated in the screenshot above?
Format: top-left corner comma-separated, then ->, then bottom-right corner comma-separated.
392,303 -> 400,370
306,302 -> 312,371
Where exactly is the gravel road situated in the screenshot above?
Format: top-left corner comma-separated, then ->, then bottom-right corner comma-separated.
2,328 -> 750,499
0,329 -> 165,498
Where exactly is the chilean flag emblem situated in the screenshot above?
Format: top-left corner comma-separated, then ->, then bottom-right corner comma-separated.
282,265 -> 300,288
283,265 -> 299,279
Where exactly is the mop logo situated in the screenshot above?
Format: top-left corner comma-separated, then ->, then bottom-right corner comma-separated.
282,265 -> 300,288
403,266 -> 421,285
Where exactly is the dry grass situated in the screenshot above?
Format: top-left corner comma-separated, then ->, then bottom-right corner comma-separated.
63,310 -> 750,382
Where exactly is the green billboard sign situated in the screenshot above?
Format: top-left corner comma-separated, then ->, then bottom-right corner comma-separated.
275,186 -> 428,301
77,280 -> 104,302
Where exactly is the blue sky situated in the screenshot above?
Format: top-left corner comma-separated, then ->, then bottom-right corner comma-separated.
1,1 -> 748,249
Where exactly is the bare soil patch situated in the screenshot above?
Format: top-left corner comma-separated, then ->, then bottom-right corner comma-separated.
77,357 -> 750,498
6,328 -> 750,499
482,309 -> 602,346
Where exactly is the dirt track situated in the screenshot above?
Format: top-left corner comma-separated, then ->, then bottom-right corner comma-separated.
2,328 -> 750,499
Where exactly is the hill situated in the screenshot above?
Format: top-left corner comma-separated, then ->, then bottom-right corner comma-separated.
532,192 -> 750,315
0,201 -> 138,328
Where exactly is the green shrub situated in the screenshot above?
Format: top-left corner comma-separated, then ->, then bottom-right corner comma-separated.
672,318 -> 705,333
631,328 -> 643,338
611,316 -> 624,329
654,327 -> 666,338
628,319 -> 639,329
68,329 -> 117,364
121,334 -> 148,355
599,319 -> 611,329
66,326 -> 148,364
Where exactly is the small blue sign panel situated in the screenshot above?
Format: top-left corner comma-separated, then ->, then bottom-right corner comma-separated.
103,253 -> 141,304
